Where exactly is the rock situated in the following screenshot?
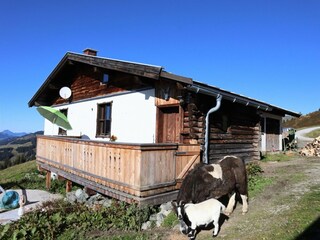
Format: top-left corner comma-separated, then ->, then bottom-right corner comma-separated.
149,213 -> 158,221
141,201 -> 175,230
66,189 -> 113,208
75,189 -> 84,198
66,192 -> 77,203
160,202 -> 172,213
141,221 -> 152,230
75,189 -> 89,203
161,209 -> 172,217
102,199 -> 112,208
90,193 -> 104,201
156,213 -> 165,227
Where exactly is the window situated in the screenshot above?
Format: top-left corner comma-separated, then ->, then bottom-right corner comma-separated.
96,102 -> 112,137
58,109 -> 68,135
102,73 -> 109,84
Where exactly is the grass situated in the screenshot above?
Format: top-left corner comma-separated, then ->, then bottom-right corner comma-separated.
0,160 -> 36,180
261,153 -> 294,162
305,128 -> 320,138
248,176 -> 273,198
0,160 -> 74,194
161,211 -> 179,228
246,161 -> 274,198
262,186 -> 320,240
204,183 -> 320,240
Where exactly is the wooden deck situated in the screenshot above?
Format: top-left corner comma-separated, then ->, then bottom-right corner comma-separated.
36,135 -> 200,205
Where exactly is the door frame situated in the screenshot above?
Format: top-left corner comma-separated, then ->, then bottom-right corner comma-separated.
156,104 -> 184,143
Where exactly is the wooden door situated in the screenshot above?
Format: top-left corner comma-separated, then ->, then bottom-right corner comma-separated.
157,106 -> 181,143
266,118 -> 280,151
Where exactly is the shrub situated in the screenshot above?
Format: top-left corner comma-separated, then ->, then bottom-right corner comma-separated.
247,161 -> 273,197
0,199 -> 156,239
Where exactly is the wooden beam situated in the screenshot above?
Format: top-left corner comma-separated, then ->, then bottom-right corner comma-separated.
177,154 -> 200,179
45,171 -> 51,190
160,71 -> 193,84
66,180 -> 72,193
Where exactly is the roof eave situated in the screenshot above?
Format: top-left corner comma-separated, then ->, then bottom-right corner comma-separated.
28,53 -> 70,107
188,81 -> 301,117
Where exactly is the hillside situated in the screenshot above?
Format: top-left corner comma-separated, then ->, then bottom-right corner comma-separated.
283,110 -> 320,129
0,131 -> 43,170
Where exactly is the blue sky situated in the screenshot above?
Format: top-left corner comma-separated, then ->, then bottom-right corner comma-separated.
0,0 -> 319,133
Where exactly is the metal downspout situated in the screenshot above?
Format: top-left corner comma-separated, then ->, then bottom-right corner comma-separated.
204,95 -> 222,164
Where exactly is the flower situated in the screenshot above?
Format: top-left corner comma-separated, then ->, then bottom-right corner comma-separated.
110,135 -> 117,142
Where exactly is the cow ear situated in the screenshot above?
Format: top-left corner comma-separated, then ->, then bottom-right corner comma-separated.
171,201 -> 177,208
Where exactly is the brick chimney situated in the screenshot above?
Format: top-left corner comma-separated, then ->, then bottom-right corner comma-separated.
83,48 -> 98,56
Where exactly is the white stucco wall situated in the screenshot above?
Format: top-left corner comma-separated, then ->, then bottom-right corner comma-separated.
44,88 -> 157,143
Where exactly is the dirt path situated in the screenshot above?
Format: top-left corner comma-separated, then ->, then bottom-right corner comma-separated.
0,189 -> 62,225
165,156 -> 320,240
296,126 -> 320,148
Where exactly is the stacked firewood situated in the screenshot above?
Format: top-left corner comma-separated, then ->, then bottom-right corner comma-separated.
299,136 -> 320,157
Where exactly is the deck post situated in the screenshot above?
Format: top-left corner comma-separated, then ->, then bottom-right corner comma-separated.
66,180 -> 72,193
45,171 -> 51,190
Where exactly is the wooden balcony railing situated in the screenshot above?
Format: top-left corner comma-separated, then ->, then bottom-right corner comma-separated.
36,135 -> 200,204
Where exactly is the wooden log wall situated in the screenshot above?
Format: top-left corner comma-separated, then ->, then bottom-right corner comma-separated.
181,93 -> 261,162
180,93 -> 207,145
207,100 -> 261,162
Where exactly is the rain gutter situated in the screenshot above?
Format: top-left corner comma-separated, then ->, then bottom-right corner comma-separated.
203,94 -> 222,163
187,84 -> 272,112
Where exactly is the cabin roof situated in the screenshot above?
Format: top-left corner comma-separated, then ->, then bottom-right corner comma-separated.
28,51 -> 301,117
189,81 -> 301,117
28,52 -> 192,107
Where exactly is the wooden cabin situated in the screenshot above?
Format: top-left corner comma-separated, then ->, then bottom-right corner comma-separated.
28,49 -> 300,205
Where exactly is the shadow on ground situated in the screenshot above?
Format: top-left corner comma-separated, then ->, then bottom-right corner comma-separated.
295,217 -> 320,240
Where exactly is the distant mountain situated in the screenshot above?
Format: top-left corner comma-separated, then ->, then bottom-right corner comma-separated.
0,131 -> 43,170
0,130 -> 28,140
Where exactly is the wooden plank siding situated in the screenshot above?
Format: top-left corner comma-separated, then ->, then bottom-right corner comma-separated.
36,135 -> 200,205
207,101 -> 261,162
179,94 -> 261,163
265,117 -> 281,152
